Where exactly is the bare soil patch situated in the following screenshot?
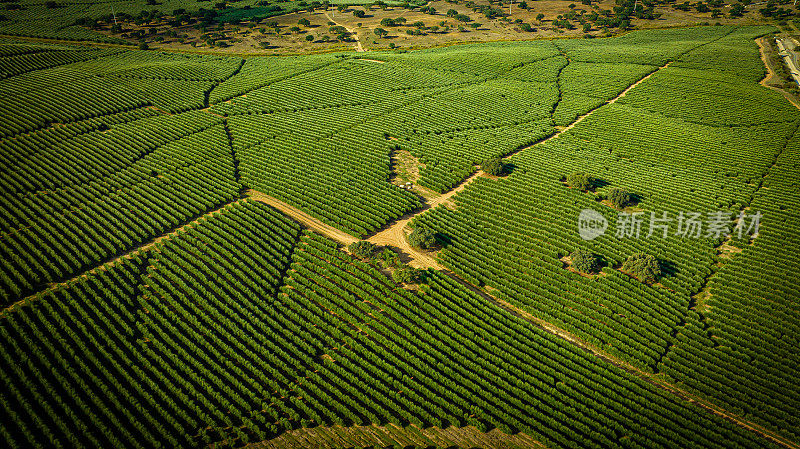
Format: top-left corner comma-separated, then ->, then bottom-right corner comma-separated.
246,423 -> 546,449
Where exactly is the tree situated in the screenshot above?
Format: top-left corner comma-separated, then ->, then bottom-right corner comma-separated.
353,9 -> 365,18
570,249 -> 601,273
138,41 -> 150,50
378,248 -> 400,268
607,188 -> 634,209
408,225 -> 437,249
374,27 -> 388,38
566,172 -> 594,191
622,253 -> 661,284
392,266 -> 425,284
348,241 -> 376,259
298,18 -> 311,26
536,13 -> 545,21
290,26 -> 301,34
481,158 -> 506,176
259,41 -> 270,48
447,8 -> 458,17
305,34 -> 314,41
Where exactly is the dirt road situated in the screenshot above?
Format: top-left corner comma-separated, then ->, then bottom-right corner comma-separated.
324,11 -> 364,52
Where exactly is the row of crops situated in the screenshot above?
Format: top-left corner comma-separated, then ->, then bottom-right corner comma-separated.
659,127 -> 800,441
0,111 -> 240,303
412,24 -> 800,441
0,47 -> 247,137
0,199 -> 781,448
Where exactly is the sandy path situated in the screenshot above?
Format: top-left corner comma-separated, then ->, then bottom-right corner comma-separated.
366,170 -> 484,269
247,190 -> 359,246
324,11 -> 364,52
248,423 -> 546,449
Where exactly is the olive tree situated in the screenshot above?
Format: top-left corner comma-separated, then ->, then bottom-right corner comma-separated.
566,172 -> 594,191
348,240 -> 376,259
570,249 -> 601,273
608,188 -> 634,209
392,266 -> 426,284
481,158 -> 506,176
622,253 -> 661,284
408,225 -> 437,249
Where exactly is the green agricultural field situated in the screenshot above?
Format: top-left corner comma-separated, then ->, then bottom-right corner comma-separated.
0,13 -> 798,449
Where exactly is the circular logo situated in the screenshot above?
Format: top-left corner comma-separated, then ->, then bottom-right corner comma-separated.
578,209 -> 608,241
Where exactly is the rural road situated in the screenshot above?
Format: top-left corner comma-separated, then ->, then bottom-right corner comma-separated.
324,10 -> 364,52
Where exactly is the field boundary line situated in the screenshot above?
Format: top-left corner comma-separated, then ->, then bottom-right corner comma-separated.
245,423 -> 547,449
1,197 -> 247,317
247,190 -> 360,246
445,272 -> 800,449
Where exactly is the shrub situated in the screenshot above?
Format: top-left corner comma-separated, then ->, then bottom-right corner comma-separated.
566,172 -> 594,191
348,241 -> 376,259
570,249 -> 601,273
138,41 -> 150,50
608,188 -> 634,209
623,253 -> 661,284
481,158 -> 506,176
378,248 -> 400,268
392,266 -> 425,284
408,225 -> 437,249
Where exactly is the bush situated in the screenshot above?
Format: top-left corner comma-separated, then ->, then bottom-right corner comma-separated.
608,188 -> 634,209
378,248 -> 400,268
570,249 -> 600,273
138,41 -> 150,50
566,172 -> 594,191
392,266 -> 425,284
622,253 -> 661,284
481,158 -> 506,176
348,241 -> 376,259
408,225 -> 437,249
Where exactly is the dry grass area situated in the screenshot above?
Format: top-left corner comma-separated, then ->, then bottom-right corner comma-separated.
98,0 -> 771,55
390,148 -> 423,186
245,423 -> 546,449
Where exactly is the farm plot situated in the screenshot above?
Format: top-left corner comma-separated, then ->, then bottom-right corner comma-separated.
412,24 -> 800,443
0,202 -> 782,448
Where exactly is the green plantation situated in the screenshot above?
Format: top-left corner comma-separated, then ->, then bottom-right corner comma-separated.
0,22 -> 799,449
